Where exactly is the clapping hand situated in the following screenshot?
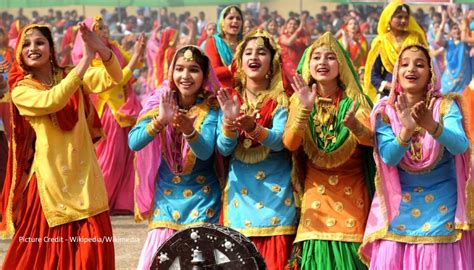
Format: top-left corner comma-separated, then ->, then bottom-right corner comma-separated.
235,111 -> 258,133
342,101 -> 360,131
291,75 -> 317,110
173,112 -> 197,135
411,97 -> 437,133
156,89 -> 177,126
395,92 -> 416,132
217,88 -> 241,120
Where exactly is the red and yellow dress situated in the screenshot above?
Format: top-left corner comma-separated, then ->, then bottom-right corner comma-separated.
1,24 -> 123,269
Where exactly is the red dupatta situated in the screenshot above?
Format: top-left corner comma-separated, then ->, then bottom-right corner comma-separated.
155,27 -> 178,86
1,24 -> 102,238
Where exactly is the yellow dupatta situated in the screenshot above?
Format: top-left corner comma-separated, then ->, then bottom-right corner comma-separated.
364,0 -> 427,101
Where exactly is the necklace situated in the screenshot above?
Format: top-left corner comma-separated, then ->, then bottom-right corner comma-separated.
313,90 -> 342,150
409,129 -> 425,162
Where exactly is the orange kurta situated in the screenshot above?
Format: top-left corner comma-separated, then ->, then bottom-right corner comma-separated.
283,94 -> 373,243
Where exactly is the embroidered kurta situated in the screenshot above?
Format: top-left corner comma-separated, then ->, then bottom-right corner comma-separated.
128,107 -> 221,230
374,102 -> 468,243
10,56 -> 122,227
217,107 -> 297,237
284,94 -> 373,243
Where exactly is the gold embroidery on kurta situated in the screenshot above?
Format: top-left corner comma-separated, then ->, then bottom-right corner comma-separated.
196,175 -> 206,184
334,202 -> 344,212
255,171 -> 266,180
312,201 -> 321,209
344,186 -> 353,196
206,208 -> 215,218
402,192 -> 411,202
172,176 -> 181,184
411,208 -> 421,218
328,175 -> 339,185
190,209 -> 199,219
326,218 -> 336,227
425,194 -> 434,203
422,223 -> 431,232
183,189 -> 193,198
172,210 -> 181,221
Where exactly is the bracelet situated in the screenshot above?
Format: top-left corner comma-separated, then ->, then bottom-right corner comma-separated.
429,122 -> 440,136
146,122 -> 162,137
396,134 -> 410,148
183,128 -> 197,139
102,50 -> 114,66
430,122 -> 443,138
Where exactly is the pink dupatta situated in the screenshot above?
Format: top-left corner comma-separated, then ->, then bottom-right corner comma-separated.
72,17 -> 141,124
360,45 -> 473,262
134,46 -> 220,221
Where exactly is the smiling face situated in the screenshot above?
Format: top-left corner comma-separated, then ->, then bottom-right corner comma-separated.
223,8 -> 242,37
21,28 -> 52,70
309,46 -> 339,83
390,9 -> 409,32
241,38 -> 272,84
286,18 -> 299,35
172,55 -> 204,99
347,18 -> 359,34
93,19 -> 110,43
267,20 -> 277,35
449,24 -> 461,40
206,23 -> 217,37
397,46 -> 431,95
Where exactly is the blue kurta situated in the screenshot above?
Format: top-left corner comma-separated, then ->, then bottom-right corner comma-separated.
216,107 -> 297,237
441,40 -> 471,94
375,102 -> 468,240
128,107 -> 221,230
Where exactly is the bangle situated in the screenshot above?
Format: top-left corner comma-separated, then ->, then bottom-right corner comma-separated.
396,134 -> 410,148
102,50 -> 114,66
183,128 -> 197,139
430,122 -> 443,138
430,122 -> 439,135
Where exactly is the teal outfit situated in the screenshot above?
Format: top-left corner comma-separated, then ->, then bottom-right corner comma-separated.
441,40 -> 471,94
375,102 -> 468,239
216,108 -> 297,236
128,107 -> 221,229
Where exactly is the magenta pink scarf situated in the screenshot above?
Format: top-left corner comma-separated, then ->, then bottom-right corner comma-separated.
360,51 -> 472,261
134,46 -> 220,219
71,17 -> 141,122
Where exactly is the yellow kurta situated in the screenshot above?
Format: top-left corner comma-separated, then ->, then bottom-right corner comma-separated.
11,56 -> 122,227
92,43 -> 141,127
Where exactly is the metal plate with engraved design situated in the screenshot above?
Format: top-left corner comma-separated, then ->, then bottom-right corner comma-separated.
151,224 -> 267,270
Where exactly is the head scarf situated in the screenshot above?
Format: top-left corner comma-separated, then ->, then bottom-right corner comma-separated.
59,25 -> 79,66
364,0 -> 428,101
134,45 -> 220,221
154,27 -> 178,87
228,29 -> 292,166
1,24 -> 102,238
360,44 -> 471,263
340,18 -> 368,71
145,25 -> 161,93
72,16 -> 127,68
72,16 -> 141,127
212,5 -> 243,66
298,32 -> 370,109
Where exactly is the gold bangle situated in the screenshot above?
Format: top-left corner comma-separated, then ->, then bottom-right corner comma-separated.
431,123 -> 443,139
102,50 -> 114,66
396,134 -> 410,148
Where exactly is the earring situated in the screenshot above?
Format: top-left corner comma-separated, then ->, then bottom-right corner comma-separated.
387,26 -> 391,31
265,73 -> 271,80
